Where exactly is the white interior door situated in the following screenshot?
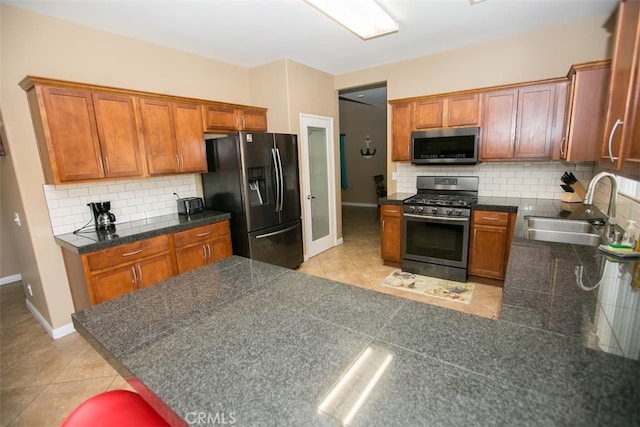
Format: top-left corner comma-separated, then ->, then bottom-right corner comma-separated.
300,114 -> 336,259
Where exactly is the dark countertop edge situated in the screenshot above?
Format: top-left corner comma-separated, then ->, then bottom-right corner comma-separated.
379,193 -> 414,205
55,211 -> 231,255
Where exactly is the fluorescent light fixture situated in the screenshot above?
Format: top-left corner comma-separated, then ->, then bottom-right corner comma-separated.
469,0 -> 487,4
304,0 -> 398,40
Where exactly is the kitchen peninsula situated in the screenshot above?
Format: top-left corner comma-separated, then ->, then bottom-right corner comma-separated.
72,200 -> 640,426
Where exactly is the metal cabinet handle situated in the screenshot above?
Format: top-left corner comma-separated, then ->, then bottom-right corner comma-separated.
481,216 -> 500,221
559,137 -> 566,158
196,232 -> 212,237
202,245 -> 207,260
607,119 -> 623,162
137,264 -> 143,284
206,243 -> 211,260
131,266 -> 137,284
122,249 -> 143,257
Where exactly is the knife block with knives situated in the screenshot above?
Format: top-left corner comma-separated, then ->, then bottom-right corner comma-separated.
560,172 -> 586,203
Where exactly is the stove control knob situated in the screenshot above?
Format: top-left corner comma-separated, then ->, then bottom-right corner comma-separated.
409,206 -> 415,212
446,208 -> 453,215
431,207 -> 438,214
417,206 -> 424,212
455,209 -> 463,216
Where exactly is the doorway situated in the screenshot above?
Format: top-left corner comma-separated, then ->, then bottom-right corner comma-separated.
300,114 -> 337,259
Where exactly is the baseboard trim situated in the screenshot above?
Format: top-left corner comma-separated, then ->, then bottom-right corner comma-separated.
25,298 -> 75,339
0,274 -> 22,286
341,202 -> 377,208
335,237 -> 344,245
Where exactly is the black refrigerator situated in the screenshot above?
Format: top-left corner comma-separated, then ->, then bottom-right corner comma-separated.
202,132 -> 304,269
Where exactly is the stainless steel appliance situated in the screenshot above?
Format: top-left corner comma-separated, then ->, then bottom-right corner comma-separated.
177,197 -> 205,216
402,176 -> 479,282
202,132 -> 303,269
411,127 -> 480,165
88,201 -> 116,231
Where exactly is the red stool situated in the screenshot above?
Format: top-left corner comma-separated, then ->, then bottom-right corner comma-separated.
62,390 -> 170,427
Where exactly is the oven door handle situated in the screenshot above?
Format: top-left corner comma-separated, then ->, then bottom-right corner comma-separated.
403,214 -> 469,222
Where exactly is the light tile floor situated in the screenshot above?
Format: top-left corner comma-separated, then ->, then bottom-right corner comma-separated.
0,205 -> 502,426
298,206 -> 503,320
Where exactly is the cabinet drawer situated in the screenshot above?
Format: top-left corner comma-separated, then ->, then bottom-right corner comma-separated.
173,221 -> 231,248
86,235 -> 170,271
381,204 -> 403,217
473,211 -> 509,226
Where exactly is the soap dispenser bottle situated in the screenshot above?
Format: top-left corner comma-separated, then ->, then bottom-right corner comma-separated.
622,220 -> 639,249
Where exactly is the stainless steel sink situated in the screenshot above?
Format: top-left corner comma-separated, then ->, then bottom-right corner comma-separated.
525,217 -> 603,246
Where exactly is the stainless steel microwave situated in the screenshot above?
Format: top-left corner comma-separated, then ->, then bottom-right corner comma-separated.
411,127 -> 480,165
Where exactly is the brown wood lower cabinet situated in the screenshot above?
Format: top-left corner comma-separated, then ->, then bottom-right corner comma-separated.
61,220 -> 232,310
468,211 -> 515,281
381,204 -> 403,267
174,222 -> 232,273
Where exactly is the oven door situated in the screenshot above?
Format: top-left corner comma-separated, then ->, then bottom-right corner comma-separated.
402,213 -> 470,268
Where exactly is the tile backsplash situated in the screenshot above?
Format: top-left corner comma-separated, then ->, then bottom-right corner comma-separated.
44,175 -> 199,235
395,161 -> 595,198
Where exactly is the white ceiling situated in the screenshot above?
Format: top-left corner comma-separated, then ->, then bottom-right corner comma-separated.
8,0 -> 618,76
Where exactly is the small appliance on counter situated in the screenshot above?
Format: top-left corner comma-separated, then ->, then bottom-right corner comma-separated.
560,172 -> 586,203
88,201 -> 116,231
176,196 -> 205,216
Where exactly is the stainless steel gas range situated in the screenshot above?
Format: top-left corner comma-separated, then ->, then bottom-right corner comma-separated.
402,176 -> 479,282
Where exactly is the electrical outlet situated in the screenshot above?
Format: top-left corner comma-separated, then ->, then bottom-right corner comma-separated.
392,172 -> 397,180
26,283 -> 33,297
14,212 -> 21,227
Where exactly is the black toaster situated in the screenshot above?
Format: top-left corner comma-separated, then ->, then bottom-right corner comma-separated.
177,197 -> 205,215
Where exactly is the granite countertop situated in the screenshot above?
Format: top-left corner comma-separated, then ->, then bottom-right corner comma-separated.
73,200 -> 640,427
55,210 -> 231,254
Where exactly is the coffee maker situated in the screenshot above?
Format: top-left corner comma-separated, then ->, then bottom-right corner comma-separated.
88,202 -> 116,231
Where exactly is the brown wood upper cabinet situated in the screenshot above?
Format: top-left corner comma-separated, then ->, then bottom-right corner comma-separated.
390,101 -> 414,161
203,103 -> 267,133
139,99 -> 207,175
415,94 -> 480,129
556,61 -> 611,162
21,76 -> 268,183
600,0 -> 640,179
20,82 -> 144,184
481,82 -> 559,160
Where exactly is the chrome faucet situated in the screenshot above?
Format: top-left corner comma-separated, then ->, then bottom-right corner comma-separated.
584,171 -> 618,240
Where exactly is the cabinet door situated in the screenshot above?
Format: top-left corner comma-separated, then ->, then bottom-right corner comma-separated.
381,205 -> 402,263
175,244 -> 208,274
469,224 -> 508,279
481,90 -> 517,160
240,108 -> 268,131
139,98 -> 179,175
601,0 -> 640,167
92,93 -> 144,178
391,102 -> 413,161
41,86 -> 104,182
136,253 -> 175,289
208,235 -> 233,264
561,64 -> 610,162
90,264 -> 137,305
447,93 -> 480,127
173,102 -> 206,173
203,104 -> 237,131
414,98 -> 443,129
514,83 -> 556,159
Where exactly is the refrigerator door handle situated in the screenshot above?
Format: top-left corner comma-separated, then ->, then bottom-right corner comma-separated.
271,148 -> 280,211
275,148 -> 284,211
255,223 -> 299,239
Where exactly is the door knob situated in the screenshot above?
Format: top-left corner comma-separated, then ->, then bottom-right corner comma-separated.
307,195 -> 316,199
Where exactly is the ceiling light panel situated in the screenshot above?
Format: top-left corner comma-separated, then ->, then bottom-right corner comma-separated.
304,0 -> 398,40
